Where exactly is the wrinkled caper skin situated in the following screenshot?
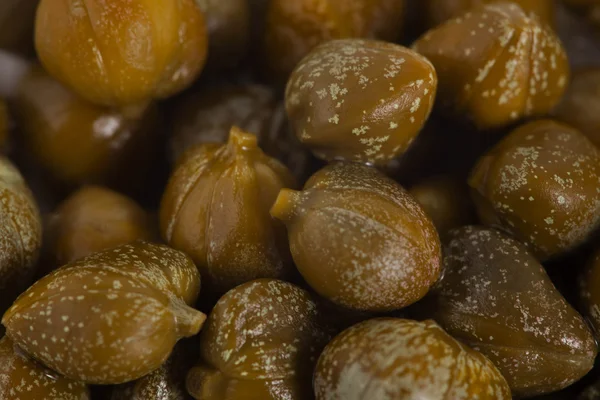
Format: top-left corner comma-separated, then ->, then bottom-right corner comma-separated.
286,38 -> 437,165
0,336 -> 91,400
0,156 -> 42,322
413,2 -> 569,130
111,342 -> 194,400
187,279 -> 332,400
46,186 -> 154,267
169,83 -> 316,182
35,0 -> 208,106
314,318 -> 511,400
554,68 -> 600,148
161,127 -> 297,297
409,175 -> 476,237
271,162 -> 441,312
263,0 -> 405,83
421,0 -> 555,30
195,0 -> 250,70
12,66 -> 162,191
469,119 -> 600,260
419,226 -> 597,397
2,242 -> 205,385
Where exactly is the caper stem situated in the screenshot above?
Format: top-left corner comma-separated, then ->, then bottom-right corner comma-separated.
270,188 -> 303,223
227,126 -> 258,150
170,297 -> 206,338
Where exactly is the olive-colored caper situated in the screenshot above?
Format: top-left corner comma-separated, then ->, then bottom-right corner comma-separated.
46,185 -> 154,267
314,318 -> 511,400
413,2 -> 569,130
271,162 -> 441,312
2,242 -> 205,384
12,66 -> 162,191
419,226 -> 597,397
0,336 -> 90,400
469,119 -> 600,260
161,127 -> 297,297
187,279 -> 332,400
0,156 -> 42,321
35,0 -> 208,106
286,38 -> 437,165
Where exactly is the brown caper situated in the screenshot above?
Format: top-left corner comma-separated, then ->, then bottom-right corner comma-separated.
35,0 -> 208,106
286,38 -> 437,165
0,156 -> 42,320
469,119 -> 600,260
46,185 -> 154,267
413,2 -> 569,130
2,242 -> 205,384
160,127 -> 297,297
419,226 -> 597,397
0,336 -> 90,400
12,66 -> 162,191
314,318 -> 511,400
186,279 -> 332,400
271,162 -> 441,312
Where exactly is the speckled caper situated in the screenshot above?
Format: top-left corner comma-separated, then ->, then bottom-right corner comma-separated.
413,2 -> 569,130
46,186 -> 154,267
554,68 -> 600,148
111,342 -> 193,400
409,175 -> 476,237
186,279 -> 332,400
0,156 -> 42,320
161,127 -> 297,297
421,0 -> 555,29
469,119 -> 600,260
314,318 -> 511,400
35,0 -> 208,106
419,226 -> 597,397
0,336 -> 90,400
2,242 -> 205,384
286,38 -> 437,165
263,0 -> 405,83
270,162 -> 441,312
